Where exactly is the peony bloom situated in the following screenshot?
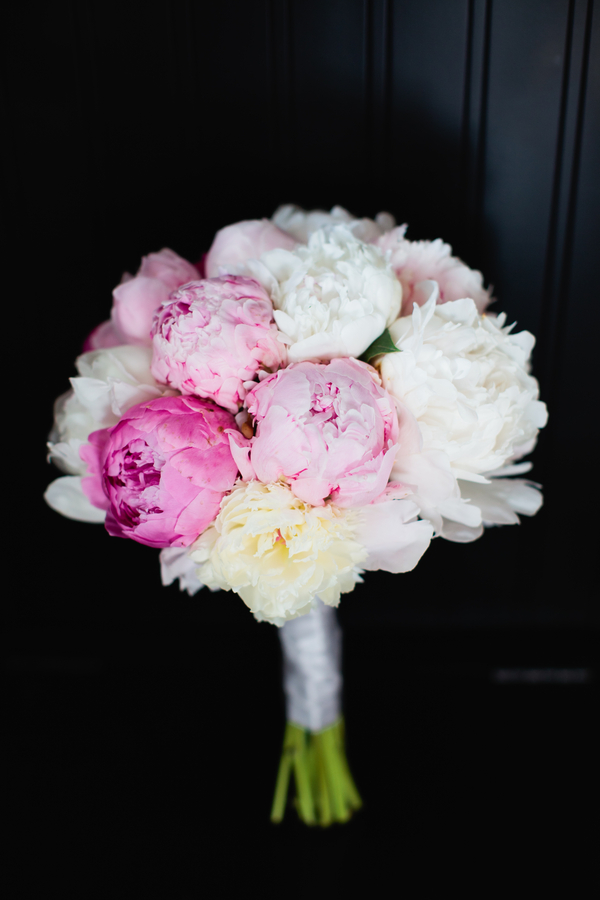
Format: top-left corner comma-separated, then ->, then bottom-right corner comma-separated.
79,396 -> 239,548
85,248 -> 200,349
239,225 -> 402,363
189,481 -> 368,625
205,219 -> 297,277
272,204 -> 396,244
228,358 -> 401,508
160,546 -> 207,595
187,481 -> 434,624
379,285 -> 548,539
436,470 -> 544,542
376,226 -> 492,317
44,345 -> 170,523
150,275 -> 287,413
380,286 -> 547,479
136,247 -> 201,289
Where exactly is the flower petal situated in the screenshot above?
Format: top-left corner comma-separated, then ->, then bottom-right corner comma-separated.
44,476 -> 107,523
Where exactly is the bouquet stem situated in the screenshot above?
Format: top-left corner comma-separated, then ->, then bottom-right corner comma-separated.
270,718 -> 362,825
271,601 -> 361,825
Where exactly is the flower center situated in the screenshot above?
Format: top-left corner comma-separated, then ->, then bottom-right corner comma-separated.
107,438 -> 164,522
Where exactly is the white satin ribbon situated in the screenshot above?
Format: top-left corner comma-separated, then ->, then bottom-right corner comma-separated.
279,600 -> 342,732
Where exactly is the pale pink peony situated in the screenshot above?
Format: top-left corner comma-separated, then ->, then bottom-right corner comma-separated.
150,275 -> 287,413
376,227 -> 492,317
229,358 -> 403,508
83,319 -> 123,351
205,219 -> 297,278
85,248 -> 200,350
80,396 -> 239,548
137,248 -> 200,289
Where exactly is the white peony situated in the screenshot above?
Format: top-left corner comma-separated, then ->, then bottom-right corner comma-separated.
188,481 -> 368,625
272,204 -> 396,244
440,470 -> 544,542
239,225 -> 402,363
379,284 -> 547,540
45,345 -> 171,523
159,547 -> 208,595
380,284 -> 547,479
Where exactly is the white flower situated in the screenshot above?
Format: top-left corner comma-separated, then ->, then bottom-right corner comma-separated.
188,481 -> 368,625
239,225 -> 402,363
45,345 -> 170,523
380,284 -> 548,480
48,344 -> 165,475
272,204 -> 396,244
159,547 -> 208,595
379,284 -> 547,540
440,471 -> 544,542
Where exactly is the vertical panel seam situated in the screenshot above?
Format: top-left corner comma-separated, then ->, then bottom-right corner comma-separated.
540,0 -> 576,363
540,0 -> 594,410
383,0 -> 393,176
363,0 -> 373,173
287,0 -> 296,141
460,0 -> 476,256
560,0 -> 595,303
266,0 -> 277,155
474,0 -> 493,264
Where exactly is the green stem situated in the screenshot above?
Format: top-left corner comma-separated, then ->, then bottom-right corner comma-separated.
270,723 -> 296,823
270,717 -> 361,826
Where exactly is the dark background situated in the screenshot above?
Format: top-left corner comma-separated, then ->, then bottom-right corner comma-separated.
4,1 -> 598,895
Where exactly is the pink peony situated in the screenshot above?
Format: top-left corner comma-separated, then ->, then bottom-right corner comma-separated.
80,396 -> 239,548
205,219 -> 297,277
85,249 -> 200,350
137,248 -> 200,290
150,275 -> 287,414
229,358 -> 402,508
376,227 -> 492,317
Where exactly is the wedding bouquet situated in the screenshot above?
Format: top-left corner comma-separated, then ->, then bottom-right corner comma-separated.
45,205 -> 548,825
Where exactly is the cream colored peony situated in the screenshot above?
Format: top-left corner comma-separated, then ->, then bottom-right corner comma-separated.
188,481 -> 368,625
238,225 -> 402,363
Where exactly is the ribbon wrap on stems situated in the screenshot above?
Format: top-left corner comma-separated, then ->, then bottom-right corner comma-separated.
271,600 -> 361,826
280,600 -> 342,731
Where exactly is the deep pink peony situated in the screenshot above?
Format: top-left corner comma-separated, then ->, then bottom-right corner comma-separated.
84,249 -> 200,350
376,227 -> 492,316
150,275 -> 287,413
80,396 -> 239,548
229,358 -> 401,507
204,219 -> 297,277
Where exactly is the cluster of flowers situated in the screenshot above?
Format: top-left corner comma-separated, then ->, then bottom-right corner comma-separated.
46,205 -> 547,625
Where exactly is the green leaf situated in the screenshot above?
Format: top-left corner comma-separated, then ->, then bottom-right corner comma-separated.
359,328 -> 401,364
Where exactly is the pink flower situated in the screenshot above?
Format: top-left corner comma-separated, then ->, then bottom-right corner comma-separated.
84,249 -> 200,350
137,248 -> 200,290
230,358 -> 402,508
205,219 -> 296,277
376,227 -> 492,317
150,275 -> 287,413
80,396 -> 239,548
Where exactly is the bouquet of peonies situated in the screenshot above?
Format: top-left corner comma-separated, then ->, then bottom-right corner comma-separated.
45,205 -> 548,825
